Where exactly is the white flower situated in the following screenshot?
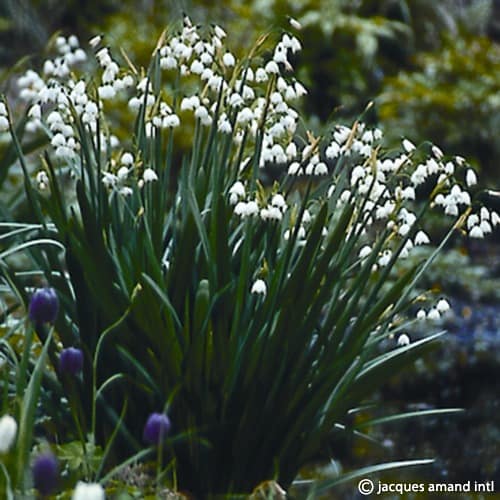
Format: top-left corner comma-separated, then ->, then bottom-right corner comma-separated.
397,334 -> 410,347
414,230 -> 430,246
432,145 -> 444,159
288,162 -> 301,175
264,61 -> 280,74
89,35 -> 102,48
102,172 -> 117,187
436,299 -> 450,313
358,245 -> 371,259
416,309 -> 426,320
117,167 -> 128,181
402,138 -> 416,153
480,207 -> 490,220
325,142 -> 340,159
286,142 -> 297,159
218,118 -> 232,134
271,194 -> 286,209
333,126 -> 350,145
214,25 -> 226,39
180,96 -> 200,111
143,168 -> 158,183
222,52 -> 235,67
466,169 -> 477,187
72,481 -> 105,500
401,186 -> 416,200
190,59 -> 204,74
255,68 -> 268,83
469,225 -> 484,238
119,186 -> 133,196
229,181 -> 245,204
480,220 -> 492,234
0,415 -> 17,453
427,308 -> 440,320
314,162 -> 328,175
398,223 -> 410,236
491,211 -> 500,227
289,17 -> 302,30
98,85 -> 116,100
411,164 -> 428,186
251,279 -> 267,296
378,249 -> 392,267
0,115 -> 9,132
163,114 -> 180,128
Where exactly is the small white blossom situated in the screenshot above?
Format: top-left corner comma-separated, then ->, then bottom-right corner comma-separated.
89,35 -> 102,48
289,17 -> 302,30
117,167 -> 128,181
414,230 -> 430,246
491,211 -> 500,227
255,68 -> 268,83
251,279 -> 267,296
378,249 -> 392,267
401,186 -> 416,200
402,138 -> 416,153
358,245 -> 371,259
466,169 -> 477,187
143,168 -> 158,183
229,181 -> 245,205
0,115 -> 9,132
314,162 -> 328,175
397,334 -> 410,347
427,308 -> 440,320
416,309 -> 426,320
0,415 -> 17,453
264,61 -> 280,75
222,52 -> 235,67
288,162 -> 301,175
480,207 -> 490,220
469,225 -> 484,238
480,220 -> 492,234
72,481 -> 105,500
436,299 -> 451,313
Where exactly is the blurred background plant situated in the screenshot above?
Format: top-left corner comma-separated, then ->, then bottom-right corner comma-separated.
2,0 -> 498,179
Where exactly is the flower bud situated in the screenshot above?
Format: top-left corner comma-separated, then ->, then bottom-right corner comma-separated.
29,287 -> 59,325
32,451 -> 59,495
143,413 -> 171,445
59,348 -> 84,375
0,415 -> 17,453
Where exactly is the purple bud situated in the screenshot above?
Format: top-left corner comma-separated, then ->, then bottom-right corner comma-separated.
143,412 -> 171,445
59,347 -> 84,375
32,452 -> 58,495
29,288 -> 59,325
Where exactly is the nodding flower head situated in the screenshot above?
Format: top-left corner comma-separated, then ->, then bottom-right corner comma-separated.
59,347 -> 84,376
0,415 -> 17,453
29,287 -> 59,325
143,412 -> 171,445
32,451 -> 59,495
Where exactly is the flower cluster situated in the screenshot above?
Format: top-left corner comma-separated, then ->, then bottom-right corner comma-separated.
8,17 -> 498,326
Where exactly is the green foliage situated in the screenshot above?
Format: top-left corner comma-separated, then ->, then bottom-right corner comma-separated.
379,33 -> 500,181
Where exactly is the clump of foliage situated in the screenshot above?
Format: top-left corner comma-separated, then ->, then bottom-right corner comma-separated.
0,15 -> 497,498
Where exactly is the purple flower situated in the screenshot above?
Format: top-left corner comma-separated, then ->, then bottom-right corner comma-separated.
143,412 -> 171,445
29,288 -> 59,325
32,451 -> 58,495
59,347 -> 84,375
